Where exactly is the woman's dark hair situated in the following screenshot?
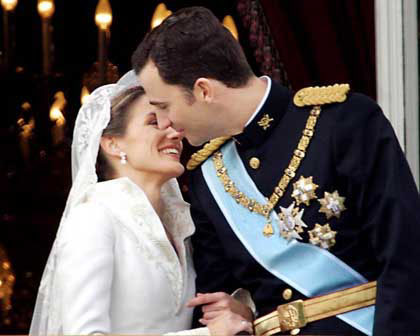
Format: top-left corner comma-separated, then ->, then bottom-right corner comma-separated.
131,6 -> 253,91
96,85 -> 145,181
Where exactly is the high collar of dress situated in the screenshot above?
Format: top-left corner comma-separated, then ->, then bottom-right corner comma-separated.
90,177 -> 195,241
233,78 -> 292,149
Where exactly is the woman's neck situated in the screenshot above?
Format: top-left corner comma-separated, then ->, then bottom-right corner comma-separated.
116,170 -> 165,217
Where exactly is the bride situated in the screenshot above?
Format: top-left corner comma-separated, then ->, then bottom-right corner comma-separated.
29,74 -> 253,335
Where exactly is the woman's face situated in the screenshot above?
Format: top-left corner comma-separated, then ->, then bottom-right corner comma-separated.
117,95 -> 184,180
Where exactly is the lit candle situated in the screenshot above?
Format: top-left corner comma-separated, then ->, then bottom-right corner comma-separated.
49,91 -> 67,145
81,86 -> 90,105
37,0 -> 55,76
151,3 -> 172,29
17,102 -> 34,161
1,0 -> 18,72
222,15 -> 239,40
95,0 -> 112,85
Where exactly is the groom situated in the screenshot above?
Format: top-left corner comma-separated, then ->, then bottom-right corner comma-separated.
131,6 -> 420,336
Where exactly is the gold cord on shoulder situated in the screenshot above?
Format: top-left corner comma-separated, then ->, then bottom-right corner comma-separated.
186,136 -> 231,171
294,84 -> 350,107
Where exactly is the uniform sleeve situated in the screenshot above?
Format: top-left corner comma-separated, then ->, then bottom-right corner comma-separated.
56,202 -> 115,334
333,94 -> 420,335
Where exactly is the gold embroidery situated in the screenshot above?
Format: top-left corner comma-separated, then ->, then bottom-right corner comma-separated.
293,84 -> 350,107
186,136 -> 231,170
257,114 -> 274,130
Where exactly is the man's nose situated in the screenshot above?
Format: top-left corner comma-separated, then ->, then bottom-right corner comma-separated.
157,114 -> 172,130
166,126 -> 184,141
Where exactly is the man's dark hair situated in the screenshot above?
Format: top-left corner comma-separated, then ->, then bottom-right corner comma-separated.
131,6 -> 253,91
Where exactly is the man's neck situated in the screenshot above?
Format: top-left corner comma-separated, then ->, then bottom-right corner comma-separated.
219,76 -> 269,137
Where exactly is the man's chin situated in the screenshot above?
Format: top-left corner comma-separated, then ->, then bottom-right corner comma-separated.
186,136 -> 208,147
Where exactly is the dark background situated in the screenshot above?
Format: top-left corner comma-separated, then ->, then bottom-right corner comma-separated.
0,0 -> 375,333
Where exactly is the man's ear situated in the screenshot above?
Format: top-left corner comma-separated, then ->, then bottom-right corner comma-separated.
194,78 -> 213,103
100,136 -> 120,159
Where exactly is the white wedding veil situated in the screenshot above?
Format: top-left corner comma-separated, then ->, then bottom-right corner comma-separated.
29,71 -> 142,335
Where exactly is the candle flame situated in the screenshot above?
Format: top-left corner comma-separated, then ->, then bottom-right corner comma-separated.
37,0 -> 54,19
21,102 -> 31,111
1,0 -> 18,11
222,15 -> 238,40
151,3 -> 172,29
50,91 -> 67,123
95,0 -> 112,30
81,86 -> 90,105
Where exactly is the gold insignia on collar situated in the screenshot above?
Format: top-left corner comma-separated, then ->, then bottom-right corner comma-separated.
308,223 -> 337,249
291,176 -> 319,206
319,191 -> 346,219
257,114 -> 274,130
278,202 -> 308,241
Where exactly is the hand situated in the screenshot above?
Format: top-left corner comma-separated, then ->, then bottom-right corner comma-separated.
206,311 -> 253,336
186,292 -> 253,325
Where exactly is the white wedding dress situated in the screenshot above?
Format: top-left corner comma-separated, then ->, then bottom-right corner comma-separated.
30,76 -> 209,335
55,177 -> 205,334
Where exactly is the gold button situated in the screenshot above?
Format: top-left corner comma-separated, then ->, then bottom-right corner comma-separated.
249,157 -> 260,169
282,288 -> 293,300
290,328 -> 300,335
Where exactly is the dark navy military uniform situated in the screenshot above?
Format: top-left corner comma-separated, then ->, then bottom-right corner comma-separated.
188,80 -> 420,335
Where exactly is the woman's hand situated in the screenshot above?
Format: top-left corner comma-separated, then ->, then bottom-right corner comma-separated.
186,292 -> 253,325
206,311 -> 253,336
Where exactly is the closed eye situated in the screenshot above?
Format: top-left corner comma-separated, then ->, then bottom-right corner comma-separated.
146,112 -> 159,127
150,101 -> 168,110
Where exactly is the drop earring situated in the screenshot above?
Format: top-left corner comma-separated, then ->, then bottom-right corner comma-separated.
120,151 -> 127,165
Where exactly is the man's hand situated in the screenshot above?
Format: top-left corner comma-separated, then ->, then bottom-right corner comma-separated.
186,292 -> 254,325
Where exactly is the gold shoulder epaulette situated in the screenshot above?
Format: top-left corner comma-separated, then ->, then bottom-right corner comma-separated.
186,136 -> 231,171
294,83 -> 350,107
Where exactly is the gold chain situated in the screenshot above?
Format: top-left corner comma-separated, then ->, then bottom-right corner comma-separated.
212,105 -> 322,237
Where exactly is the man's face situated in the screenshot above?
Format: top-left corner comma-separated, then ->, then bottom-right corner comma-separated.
138,61 -> 213,146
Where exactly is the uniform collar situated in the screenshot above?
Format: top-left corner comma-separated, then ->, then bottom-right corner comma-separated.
244,76 -> 272,127
234,79 -> 291,149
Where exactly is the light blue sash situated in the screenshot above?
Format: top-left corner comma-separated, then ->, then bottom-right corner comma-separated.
201,140 -> 375,335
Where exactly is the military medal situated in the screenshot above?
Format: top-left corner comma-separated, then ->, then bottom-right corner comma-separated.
263,218 -> 274,237
292,176 -> 319,206
211,105 -> 322,238
318,190 -> 346,219
278,202 -> 307,241
308,223 -> 337,249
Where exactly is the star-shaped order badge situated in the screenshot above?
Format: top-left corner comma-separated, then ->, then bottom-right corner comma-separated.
278,202 -> 307,241
318,190 -> 346,219
308,223 -> 337,249
291,176 -> 319,206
